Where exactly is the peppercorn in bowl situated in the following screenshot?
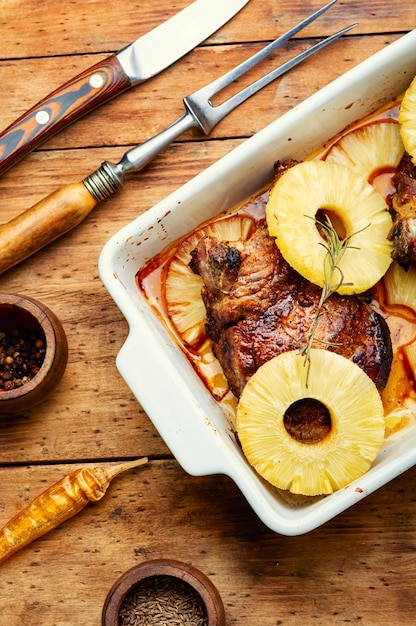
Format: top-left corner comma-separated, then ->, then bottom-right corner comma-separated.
0,293 -> 68,413
100,30 -> 416,535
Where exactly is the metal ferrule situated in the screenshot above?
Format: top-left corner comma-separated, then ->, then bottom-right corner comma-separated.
83,162 -> 123,202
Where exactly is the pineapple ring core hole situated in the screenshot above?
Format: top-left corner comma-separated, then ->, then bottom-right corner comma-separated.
315,208 -> 347,241
283,398 -> 331,444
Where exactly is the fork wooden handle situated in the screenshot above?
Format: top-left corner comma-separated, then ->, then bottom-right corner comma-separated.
0,56 -> 131,177
0,183 -> 97,274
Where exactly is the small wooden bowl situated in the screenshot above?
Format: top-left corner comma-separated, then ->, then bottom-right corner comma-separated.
0,293 -> 68,413
102,559 -> 226,626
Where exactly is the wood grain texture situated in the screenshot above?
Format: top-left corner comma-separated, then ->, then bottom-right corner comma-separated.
0,1 -> 414,625
0,460 -> 415,625
0,35 -> 400,151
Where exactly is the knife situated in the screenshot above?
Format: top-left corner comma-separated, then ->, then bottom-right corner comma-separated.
0,0 -> 249,177
0,2 -> 353,277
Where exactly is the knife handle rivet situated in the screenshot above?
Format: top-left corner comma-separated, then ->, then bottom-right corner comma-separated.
89,74 -> 104,89
35,110 -> 50,126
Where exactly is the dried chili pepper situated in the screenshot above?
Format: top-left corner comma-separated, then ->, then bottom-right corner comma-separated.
0,457 -> 148,564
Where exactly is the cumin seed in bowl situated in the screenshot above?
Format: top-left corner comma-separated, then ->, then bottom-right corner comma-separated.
119,575 -> 208,625
102,559 -> 225,626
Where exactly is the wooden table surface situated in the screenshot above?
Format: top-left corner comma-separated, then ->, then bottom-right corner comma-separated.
0,1 -> 415,624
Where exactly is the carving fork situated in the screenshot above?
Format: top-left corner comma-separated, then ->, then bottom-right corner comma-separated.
0,0 -> 356,274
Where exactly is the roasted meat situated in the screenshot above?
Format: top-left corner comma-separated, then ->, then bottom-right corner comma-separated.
389,152 -> 416,265
190,220 -> 392,398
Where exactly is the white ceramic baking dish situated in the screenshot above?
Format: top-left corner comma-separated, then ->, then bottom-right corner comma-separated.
99,29 -> 416,535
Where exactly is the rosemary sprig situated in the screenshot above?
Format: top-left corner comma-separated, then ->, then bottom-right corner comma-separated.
301,215 -> 368,385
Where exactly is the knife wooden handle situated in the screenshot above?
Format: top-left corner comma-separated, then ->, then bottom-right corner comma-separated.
0,56 -> 132,176
0,182 -> 98,274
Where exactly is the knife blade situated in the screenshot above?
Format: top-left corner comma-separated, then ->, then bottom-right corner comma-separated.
0,0 -> 249,177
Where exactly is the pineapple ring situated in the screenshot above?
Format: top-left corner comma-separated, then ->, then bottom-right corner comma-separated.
236,349 -> 385,496
325,121 -> 404,182
383,261 -> 416,313
266,160 -> 393,294
399,75 -> 416,165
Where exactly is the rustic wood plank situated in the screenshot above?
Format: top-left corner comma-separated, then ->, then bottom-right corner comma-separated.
0,460 -> 415,625
0,2 -> 415,625
0,35 -> 401,153
0,0 -> 409,60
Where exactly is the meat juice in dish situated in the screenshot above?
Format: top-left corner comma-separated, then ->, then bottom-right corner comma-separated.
137,95 -> 416,494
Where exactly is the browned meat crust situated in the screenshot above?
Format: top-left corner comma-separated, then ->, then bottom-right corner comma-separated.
390,152 -> 416,220
389,217 -> 416,265
190,221 -> 392,398
389,152 -> 416,265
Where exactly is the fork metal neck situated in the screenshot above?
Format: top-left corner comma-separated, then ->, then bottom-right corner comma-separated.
83,111 -> 197,201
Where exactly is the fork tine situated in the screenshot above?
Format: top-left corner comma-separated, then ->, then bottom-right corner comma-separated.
89,3 -> 355,191
211,24 -> 357,121
191,0 -> 338,102
185,21 -> 356,134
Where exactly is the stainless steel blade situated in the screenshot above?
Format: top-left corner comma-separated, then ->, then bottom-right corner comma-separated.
118,0 -> 251,82
0,0 -> 250,176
